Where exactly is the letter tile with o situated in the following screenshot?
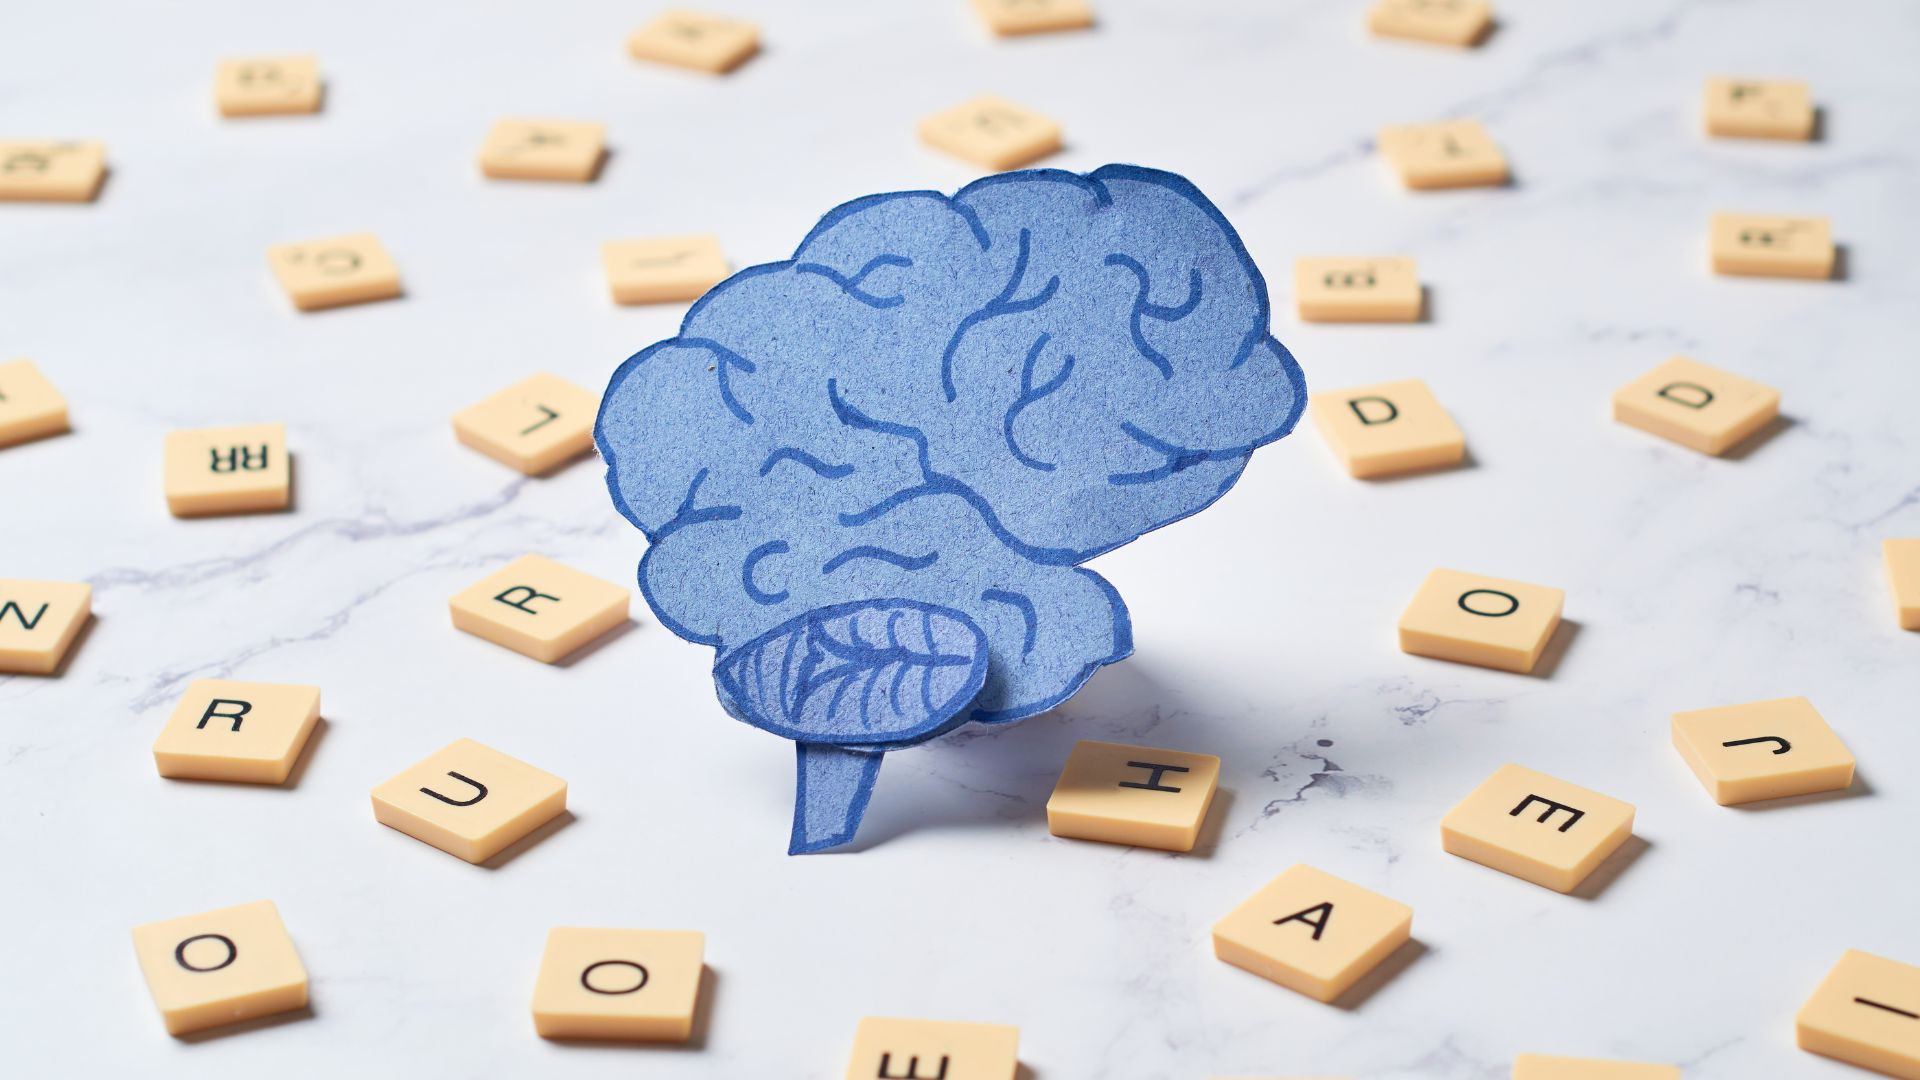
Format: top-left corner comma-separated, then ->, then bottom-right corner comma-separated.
532,928 -> 705,1041
131,900 -> 308,1036
1441,764 -> 1634,893
1398,568 -> 1563,674
371,738 -> 566,863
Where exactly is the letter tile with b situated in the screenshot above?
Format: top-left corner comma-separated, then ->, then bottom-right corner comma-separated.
1398,568 -> 1563,674
1212,863 -> 1413,1003
371,738 -> 566,863
1046,738 -> 1221,852
1441,764 -> 1634,893
845,1017 -> 1020,1080
164,422 -> 291,517
1798,950 -> 1920,1079
532,928 -> 705,1041
449,554 -> 630,663
1311,378 -> 1464,478
153,678 -> 321,784
1612,355 -> 1780,456
131,900 -> 308,1036
1672,696 -> 1854,805
1513,1056 -> 1679,1079
0,578 -> 90,675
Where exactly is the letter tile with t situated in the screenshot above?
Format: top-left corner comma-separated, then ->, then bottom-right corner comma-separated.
371,738 -> 567,863
1212,863 -> 1413,1003
449,554 -> 630,663
532,928 -> 706,1041
131,900 -> 308,1036
845,1016 -> 1021,1080
1441,764 -> 1634,893
1046,739 -> 1221,851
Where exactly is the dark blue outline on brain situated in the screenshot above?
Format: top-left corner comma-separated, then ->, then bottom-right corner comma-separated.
595,164 -> 1306,853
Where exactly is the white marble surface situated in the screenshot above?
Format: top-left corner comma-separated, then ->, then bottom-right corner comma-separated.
4,1 -> 1918,1076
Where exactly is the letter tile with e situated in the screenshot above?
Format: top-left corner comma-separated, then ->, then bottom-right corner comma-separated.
371,738 -> 566,863
449,554 -> 630,663
1397,568 -> 1563,674
1212,864 -> 1413,1003
532,928 -> 705,1041
153,678 -> 321,784
131,900 -> 308,1036
1046,739 -> 1220,852
1798,950 -> 1920,1079
845,1017 -> 1020,1080
1441,764 -> 1634,893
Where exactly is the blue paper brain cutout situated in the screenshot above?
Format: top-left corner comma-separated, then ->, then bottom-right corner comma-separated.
595,164 -> 1307,853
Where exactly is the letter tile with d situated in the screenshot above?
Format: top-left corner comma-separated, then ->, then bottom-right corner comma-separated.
131,900 -> 308,1036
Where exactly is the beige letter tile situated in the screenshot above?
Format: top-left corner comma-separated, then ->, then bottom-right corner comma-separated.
478,119 -> 606,182
1378,120 -> 1507,189
0,359 -> 71,449
1798,950 -> 1920,1079
1611,355 -> 1779,456
1367,0 -> 1493,47
453,372 -> 600,476
1213,864 -> 1413,1003
0,140 -> 106,202
153,679 -> 321,785
919,95 -> 1062,171
268,232 -> 403,311
1398,568 -> 1562,674
132,900 -> 308,1036
1513,1056 -> 1679,1079
1046,739 -> 1220,852
0,579 -> 90,675
1705,77 -> 1813,140
1311,378 -> 1464,479
602,235 -> 730,304
845,1017 -> 1020,1080
1710,213 -> 1834,279
1294,256 -> 1422,323
1672,696 -> 1854,806
1888,539 -> 1920,631
164,423 -> 290,517
449,554 -> 629,663
628,10 -> 759,74
532,928 -> 705,1041
1441,764 -> 1634,893
973,0 -> 1095,36
371,738 -> 567,863
216,56 -> 323,117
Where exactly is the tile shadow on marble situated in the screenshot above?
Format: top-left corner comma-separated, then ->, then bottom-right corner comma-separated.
481,809 -> 577,870
1719,413 -> 1796,462
546,965 -> 719,1053
554,617 -> 639,669
44,611 -> 99,677
1524,617 -> 1580,679
1569,833 -> 1651,901
177,1002 -> 315,1044
1731,768 -> 1872,813
1331,937 -> 1429,1011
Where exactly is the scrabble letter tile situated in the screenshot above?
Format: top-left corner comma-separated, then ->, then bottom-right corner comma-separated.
1799,950 -> 1920,1079
131,900 -> 307,1036
845,1017 -> 1020,1080
0,140 -> 106,202
453,372 -> 599,475
1672,696 -> 1854,806
919,95 -> 1062,171
1611,355 -> 1779,456
1441,764 -> 1634,893
1367,0 -> 1493,47
1377,120 -> 1507,190
1294,256 -> 1422,323
1513,1056 -> 1679,1080
1311,378 -> 1464,479
371,738 -> 566,863
973,0 -> 1095,36
1887,539 -> 1920,631
1398,568 -> 1562,673
1212,864 -> 1412,1003
1046,739 -> 1220,852
602,235 -> 730,305
478,119 -> 606,182
532,928 -> 705,1041
268,232 -> 403,311
1705,78 -> 1814,141
449,554 -> 629,663
0,579 -> 90,675
1710,213 -> 1834,279
164,423 -> 290,517
216,56 -> 323,117
153,679 -> 321,784
628,10 -> 759,74
0,359 -> 70,449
